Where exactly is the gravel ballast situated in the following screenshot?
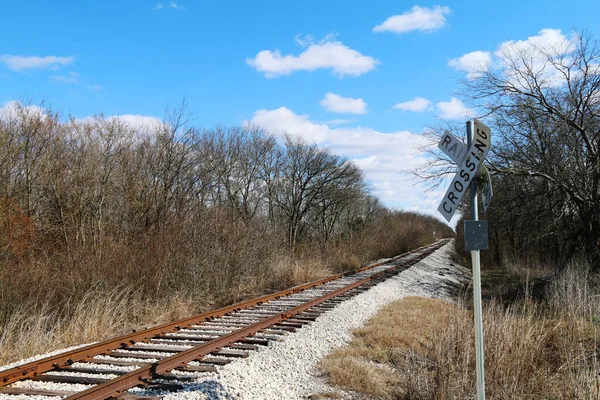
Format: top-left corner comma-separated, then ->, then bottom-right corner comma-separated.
162,241 -> 469,400
0,241 -> 469,400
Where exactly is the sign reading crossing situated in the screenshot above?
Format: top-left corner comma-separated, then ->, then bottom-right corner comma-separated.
437,119 -> 491,222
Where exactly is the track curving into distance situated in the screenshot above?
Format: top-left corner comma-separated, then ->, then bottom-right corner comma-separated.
0,239 -> 450,400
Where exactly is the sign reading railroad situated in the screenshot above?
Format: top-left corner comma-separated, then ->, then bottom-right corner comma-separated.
437,118 -> 491,222
438,130 -> 468,165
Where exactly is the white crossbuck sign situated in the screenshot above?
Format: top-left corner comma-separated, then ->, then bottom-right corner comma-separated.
437,119 -> 492,222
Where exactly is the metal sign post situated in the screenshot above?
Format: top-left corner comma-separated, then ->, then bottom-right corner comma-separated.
437,119 -> 492,400
467,120 -> 486,400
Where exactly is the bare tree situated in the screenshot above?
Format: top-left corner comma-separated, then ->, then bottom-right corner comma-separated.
274,136 -> 365,254
464,31 -> 600,262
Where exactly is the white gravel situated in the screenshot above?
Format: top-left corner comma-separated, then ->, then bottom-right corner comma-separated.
70,362 -> 136,373
0,241 -> 468,400
10,380 -> 92,393
160,241 -> 469,400
93,354 -> 158,363
0,343 -> 95,373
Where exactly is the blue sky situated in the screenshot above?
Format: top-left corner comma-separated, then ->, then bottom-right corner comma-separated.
1,1 -> 599,224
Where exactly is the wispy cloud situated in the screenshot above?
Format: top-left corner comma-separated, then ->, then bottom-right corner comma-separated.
50,71 -> 80,84
374,6 -> 451,34
49,71 -> 100,91
169,2 -> 186,10
154,2 -> 186,10
0,55 -> 75,72
247,35 -> 379,78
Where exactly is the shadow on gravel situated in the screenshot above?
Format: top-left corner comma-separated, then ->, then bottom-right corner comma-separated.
131,379 -> 236,400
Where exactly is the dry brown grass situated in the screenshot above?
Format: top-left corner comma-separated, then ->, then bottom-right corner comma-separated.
319,295 -> 600,400
271,257 -> 333,291
319,297 -> 460,399
0,286 -> 196,365
0,212 -> 450,366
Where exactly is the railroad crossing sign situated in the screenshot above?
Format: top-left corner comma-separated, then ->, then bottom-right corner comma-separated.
437,119 -> 492,222
437,119 -> 492,400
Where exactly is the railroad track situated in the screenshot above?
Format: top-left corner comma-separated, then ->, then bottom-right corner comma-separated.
0,239 -> 450,400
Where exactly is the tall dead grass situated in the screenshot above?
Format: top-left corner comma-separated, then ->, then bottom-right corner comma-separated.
0,286 -> 195,364
320,260 -> 600,400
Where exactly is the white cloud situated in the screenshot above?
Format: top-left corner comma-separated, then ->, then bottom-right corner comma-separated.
496,28 -> 573,88
321,118 -> 355,125
450,29 -> 575,87
496,28 -> 572,59
0,101 -> 47,121
249,107 -> 329,143
373,6 -> 451,34
74,114 -> 165,143
247,107 -> 428,155
152,3 -> 164,10
246,106 -> 442,214
393,97 -> 432,112
87,84 -> 101,91
0,55 -> 75,71
448,50 -> 491,79
247,36 -> 379,78
436,98 -> 474,120
106,115 -> 164,133
50,71 -> 80,84
319,93 -> 367,114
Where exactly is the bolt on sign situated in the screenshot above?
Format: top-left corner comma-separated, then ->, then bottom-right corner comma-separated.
437,119 -> 492,222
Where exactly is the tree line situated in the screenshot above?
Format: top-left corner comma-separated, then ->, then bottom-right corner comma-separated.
0,99 -> 453,319
0,101 -> 385,260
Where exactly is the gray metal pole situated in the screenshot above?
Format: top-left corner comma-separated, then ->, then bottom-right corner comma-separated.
467,120 -> 486,400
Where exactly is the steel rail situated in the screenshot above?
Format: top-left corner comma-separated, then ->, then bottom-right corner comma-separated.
66,242 -> 444,400
0,240 -> 445,387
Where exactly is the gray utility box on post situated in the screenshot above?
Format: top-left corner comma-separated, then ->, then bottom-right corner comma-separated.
464,220 -> 488,251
